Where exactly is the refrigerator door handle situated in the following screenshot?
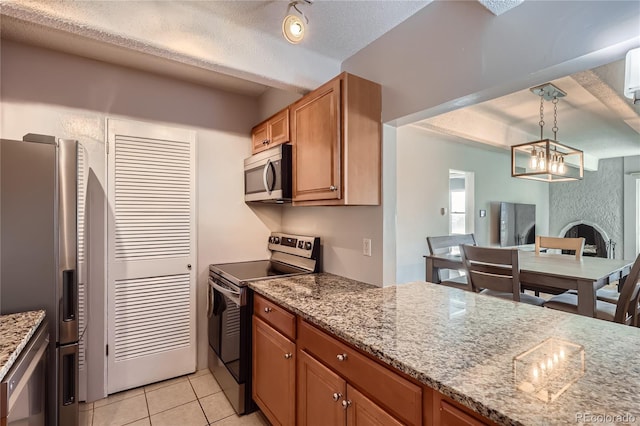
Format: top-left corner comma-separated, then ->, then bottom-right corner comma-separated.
59,267 -> 78,344
63,269 -> 77,321
58,344 -> 79,426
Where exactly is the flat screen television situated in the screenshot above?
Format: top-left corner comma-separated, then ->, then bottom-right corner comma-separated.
499,202 -> 536,246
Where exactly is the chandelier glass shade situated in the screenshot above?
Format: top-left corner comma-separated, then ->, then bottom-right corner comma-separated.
512,139 -> 583,182
511,83 -> 584,182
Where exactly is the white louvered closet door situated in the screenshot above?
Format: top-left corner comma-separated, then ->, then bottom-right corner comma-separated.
106,119 -> 196,394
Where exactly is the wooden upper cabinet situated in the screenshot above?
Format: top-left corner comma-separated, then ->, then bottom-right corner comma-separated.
251,108 -> 290,154
291,72 -> 381,206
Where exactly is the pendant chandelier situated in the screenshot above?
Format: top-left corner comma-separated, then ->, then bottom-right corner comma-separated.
511,83 -> 584,182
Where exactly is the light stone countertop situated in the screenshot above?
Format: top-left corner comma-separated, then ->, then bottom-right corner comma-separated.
249,273 -> 640,426
0,310 -> 46,381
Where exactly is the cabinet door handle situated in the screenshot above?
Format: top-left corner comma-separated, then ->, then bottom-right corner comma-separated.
329,185 -> 338,191
336,353 -> 348,362
284,353 -> 293,359
341,400 -> 352,409
264,307 -> 272,313
332,392 -> 342,402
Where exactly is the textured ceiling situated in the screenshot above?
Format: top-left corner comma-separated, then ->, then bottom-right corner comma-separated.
414,60 -> 640,163
477,0 -> 523,16
0,0 -> 431,94
1,0 -> 637,161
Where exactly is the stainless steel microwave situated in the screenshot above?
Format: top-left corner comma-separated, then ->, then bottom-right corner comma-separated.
244,144 -> 292,203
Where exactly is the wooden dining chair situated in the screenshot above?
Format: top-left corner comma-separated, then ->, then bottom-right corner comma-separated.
459,244 -> 545,306
535,236 -> 585,260
426,234 -> 476,290
544,254 -> 640,326
525,236 -> 587,296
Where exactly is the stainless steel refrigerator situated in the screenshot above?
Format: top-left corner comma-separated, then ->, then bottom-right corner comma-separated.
1,134 -> 79,426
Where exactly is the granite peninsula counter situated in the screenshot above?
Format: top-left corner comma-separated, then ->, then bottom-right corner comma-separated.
249,273 -> 640,426
0,310 -> 46,381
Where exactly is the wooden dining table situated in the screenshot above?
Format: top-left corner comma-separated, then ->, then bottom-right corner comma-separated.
424,250 -> 634,317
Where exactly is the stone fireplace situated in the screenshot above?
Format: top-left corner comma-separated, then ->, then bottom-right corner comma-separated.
558,220 -> 612,258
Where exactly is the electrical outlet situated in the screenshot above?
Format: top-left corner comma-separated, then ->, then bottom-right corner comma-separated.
362,238 -> 372,257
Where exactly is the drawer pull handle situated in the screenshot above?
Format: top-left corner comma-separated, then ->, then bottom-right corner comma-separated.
332,392 -> 342,402
329,185 -> 338,191
341,400 -> 352,409
336,353 -> 348,362
264,307 -> 272,313
284,353 -> 292,359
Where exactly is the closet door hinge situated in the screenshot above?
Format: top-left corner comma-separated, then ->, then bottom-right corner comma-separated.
106,344 -> 109,356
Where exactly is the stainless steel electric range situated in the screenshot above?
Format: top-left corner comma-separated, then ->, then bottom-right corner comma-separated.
207,232 -> 320,415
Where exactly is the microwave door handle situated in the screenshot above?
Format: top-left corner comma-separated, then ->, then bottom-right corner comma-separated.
262,159 -> 275,195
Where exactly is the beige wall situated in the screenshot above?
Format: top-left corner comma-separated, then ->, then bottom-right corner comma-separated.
281,205 -> 383,286
0,40 -> 276,399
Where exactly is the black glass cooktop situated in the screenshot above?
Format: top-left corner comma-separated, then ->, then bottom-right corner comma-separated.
209,260 -> 307,285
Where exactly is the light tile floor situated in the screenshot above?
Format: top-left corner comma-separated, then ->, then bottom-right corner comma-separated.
79,369 -> 270,426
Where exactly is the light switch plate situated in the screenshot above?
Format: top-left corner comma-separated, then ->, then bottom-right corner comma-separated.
362,238 -> 372,257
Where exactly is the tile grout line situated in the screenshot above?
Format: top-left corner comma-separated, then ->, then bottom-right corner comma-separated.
144,385 -> 151,425
187,374 -> 210,425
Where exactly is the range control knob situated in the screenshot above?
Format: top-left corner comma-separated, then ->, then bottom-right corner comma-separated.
274,237 -> 280,244
305,242 -> 312,250
268,237 -> 274,244
298,241 -> 304,249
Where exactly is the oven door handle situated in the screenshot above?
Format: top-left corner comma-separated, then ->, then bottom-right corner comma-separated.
207,282 -> 215,319
208,278 -> 242,307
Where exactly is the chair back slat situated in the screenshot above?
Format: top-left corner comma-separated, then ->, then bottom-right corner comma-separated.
535,236 -> 585,260
427,234 -> 476,255
460,244 -> 520,301
614,254 -> 640,325
469,272 -> 518,298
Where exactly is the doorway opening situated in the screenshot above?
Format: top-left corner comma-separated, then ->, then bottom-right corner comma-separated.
449,170 -> 475,237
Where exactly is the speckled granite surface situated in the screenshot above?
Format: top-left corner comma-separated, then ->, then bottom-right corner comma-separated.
249,273 -> 640,426
0,310 -> 46,381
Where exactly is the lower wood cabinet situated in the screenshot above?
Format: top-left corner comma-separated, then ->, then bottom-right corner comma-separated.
298,349 -> 403,426
252,293 -> 494,426
297,349 -> 346,425
252,316 -> 295,426
425,386 -> 493,426
347,385 -> 404,426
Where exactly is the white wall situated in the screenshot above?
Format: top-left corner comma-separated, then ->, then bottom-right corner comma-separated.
0,40 -> 275,399
343,0 -> 640,125
395,125 -> 549,284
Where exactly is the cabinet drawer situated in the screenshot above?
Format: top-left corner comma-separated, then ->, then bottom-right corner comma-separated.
254,294 -> 296,340
298,319 -> 422,426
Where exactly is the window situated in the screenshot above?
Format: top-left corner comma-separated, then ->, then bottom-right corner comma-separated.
449,170 -> 474,236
